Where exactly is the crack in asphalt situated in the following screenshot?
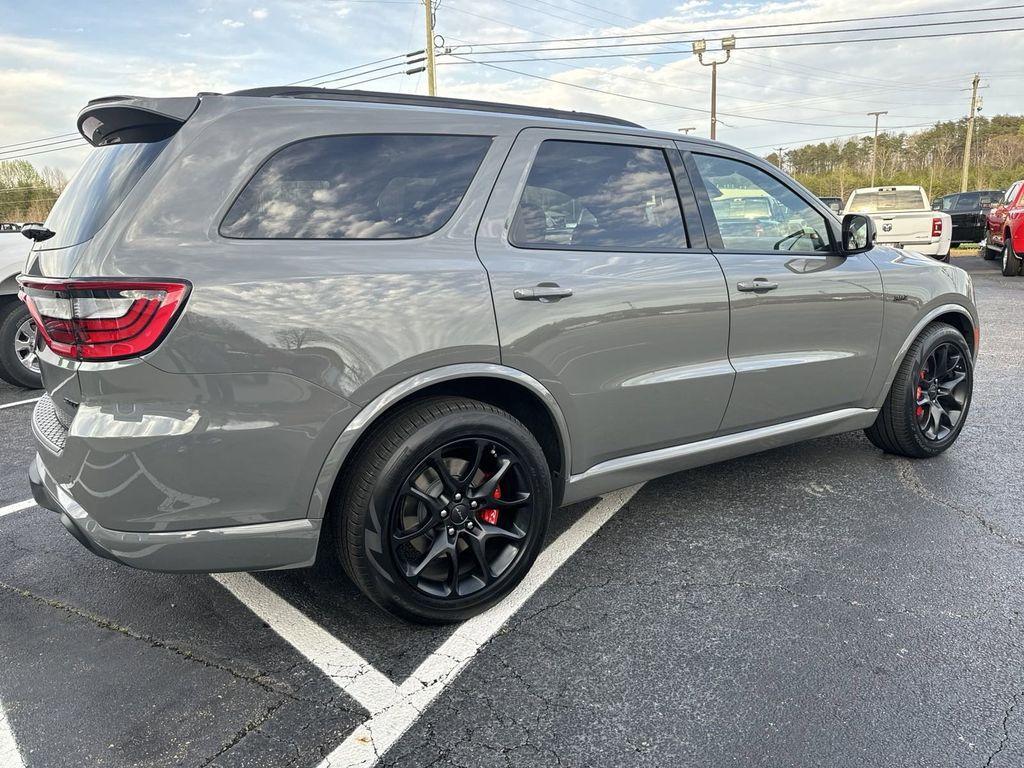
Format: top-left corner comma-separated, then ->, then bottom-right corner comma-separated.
894,458 -> 1024,550
983,690 -> 1022,768
200,698 -> 289,768
0,580 -> 360,716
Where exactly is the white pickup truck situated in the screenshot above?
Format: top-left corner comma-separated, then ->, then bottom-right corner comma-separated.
843,185 -> 952,261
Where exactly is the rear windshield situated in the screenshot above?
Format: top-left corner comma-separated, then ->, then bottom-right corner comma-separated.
42,140 -> 169,249
220,134 -> 492,239
847,189 -> 926,212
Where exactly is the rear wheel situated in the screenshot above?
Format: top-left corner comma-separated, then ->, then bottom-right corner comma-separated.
0,300 -> 42,389
1002,239 -> 1022,276
333,396 -> 552,623
865,323 -> 973,458
983,235 -> 999,259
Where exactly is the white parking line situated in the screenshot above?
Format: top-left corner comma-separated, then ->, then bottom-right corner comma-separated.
212,572 -> 400,712
0,698 -> 26,768
318,483 -> 643,767
0,501 -> 34,520
0,398 -> 39,412
218,484 -> 642,768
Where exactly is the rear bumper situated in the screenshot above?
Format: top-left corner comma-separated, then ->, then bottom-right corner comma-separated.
29,453 -> 321,573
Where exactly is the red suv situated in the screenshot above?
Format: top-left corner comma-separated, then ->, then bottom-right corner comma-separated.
985,180 -> 1024,276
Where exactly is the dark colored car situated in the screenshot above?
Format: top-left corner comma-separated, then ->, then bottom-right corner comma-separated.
932,190 -> 1004,246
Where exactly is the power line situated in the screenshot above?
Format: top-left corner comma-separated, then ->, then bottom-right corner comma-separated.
288,53 -> 411,85
0,143 -> 90,162
455,3 -> 1024,47
0,132 -> 79,151
445,53 -> 946,129
447,24 -> 1024,62
0,137 -> 88,156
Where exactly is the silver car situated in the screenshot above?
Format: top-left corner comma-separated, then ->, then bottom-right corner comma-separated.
21,88 -> 978,623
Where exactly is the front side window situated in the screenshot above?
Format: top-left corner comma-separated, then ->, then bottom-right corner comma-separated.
509,140 -> 687,251
692,154 -> 830,253
954,192 -> 981,211
221,134 -> 491,239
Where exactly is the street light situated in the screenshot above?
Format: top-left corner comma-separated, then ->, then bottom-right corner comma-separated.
678,127 -> 696,135
694,36 -> 735,140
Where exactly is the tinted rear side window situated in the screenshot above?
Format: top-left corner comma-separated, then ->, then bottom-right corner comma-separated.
42,139 -> 169,249
221,134 -> 491,239
510,140 -> 687,251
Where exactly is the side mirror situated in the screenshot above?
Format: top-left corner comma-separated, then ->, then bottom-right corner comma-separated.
841,213 -> 875,254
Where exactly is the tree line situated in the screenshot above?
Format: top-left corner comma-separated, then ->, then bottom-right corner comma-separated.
0,161 -> 69,224
767,114 -> 1024,201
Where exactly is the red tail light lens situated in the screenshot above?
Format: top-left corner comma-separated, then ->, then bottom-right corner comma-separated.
18,278 -> 190,362
932,217 -> 943,237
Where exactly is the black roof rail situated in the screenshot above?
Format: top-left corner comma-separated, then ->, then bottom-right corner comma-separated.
225,86 -> 643,128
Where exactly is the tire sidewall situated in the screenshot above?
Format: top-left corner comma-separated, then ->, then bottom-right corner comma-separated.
900,326 -> 973,456
0,300 -> 42,389
359,409 -> 552,622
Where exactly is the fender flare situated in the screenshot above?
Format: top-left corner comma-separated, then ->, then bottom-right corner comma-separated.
872,302 -> 977,409
305,363 -> 572,520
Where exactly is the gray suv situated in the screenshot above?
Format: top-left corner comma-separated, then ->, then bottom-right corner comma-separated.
22,88 -> 978,623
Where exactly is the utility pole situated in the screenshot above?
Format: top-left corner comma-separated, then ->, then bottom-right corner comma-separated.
422,0 -> 437,96
677,127 -> 696,135
774,147 -> 785,171
867,111 -> 887,187
693,36 -> 736,140
960,74 -> 981,192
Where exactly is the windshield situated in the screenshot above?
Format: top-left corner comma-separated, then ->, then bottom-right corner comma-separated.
41,139 -> 168,249
847,189 -> 926,212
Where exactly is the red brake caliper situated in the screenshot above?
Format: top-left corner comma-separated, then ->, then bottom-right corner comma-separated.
916,369 -> 926,419
480,483 -> 501,525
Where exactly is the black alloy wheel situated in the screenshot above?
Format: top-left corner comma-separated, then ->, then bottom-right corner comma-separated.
865,322 -> 973,458
912,342 -> 969,441
390,437 -> 537,600
334,396 -> 552,623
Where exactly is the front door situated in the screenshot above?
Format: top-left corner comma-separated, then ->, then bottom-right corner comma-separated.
682,147 -> 884,433
476,129 -> 733,474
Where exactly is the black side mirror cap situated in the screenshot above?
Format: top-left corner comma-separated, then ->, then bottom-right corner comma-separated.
841,213 -> 875,255
21,224 -> 55,242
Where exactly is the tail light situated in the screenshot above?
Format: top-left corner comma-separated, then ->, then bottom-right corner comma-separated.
932,217 -> 943,237
17,278 -> 189,362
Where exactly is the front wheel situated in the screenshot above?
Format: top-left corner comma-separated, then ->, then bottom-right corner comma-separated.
1002,240 -> 1023,276
865,323 -> 973,458
333,396 -> 552,623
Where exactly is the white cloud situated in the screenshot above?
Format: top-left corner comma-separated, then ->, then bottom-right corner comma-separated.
221,18 -> 245,28
177,32 -> 192,38
251,8 -> 269,20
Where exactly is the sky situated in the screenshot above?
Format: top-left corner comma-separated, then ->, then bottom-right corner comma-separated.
1,0 -> 1023,177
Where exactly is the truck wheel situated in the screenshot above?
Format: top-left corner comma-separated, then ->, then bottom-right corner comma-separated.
983,235 -> 999,259
865,323 -> 973,458
0,300 -> 42,389
1002,240 -> 1022,276
333,396 -> 552,624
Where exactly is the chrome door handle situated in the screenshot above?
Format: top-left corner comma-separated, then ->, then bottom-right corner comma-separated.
513,284 -> 574,301
736,279 -> 779,292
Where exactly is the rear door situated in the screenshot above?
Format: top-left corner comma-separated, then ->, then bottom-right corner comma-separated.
476,128 -> 733,474
681,146 -> 884,432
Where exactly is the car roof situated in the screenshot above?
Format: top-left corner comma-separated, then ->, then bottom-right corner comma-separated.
226,86 -> 645,129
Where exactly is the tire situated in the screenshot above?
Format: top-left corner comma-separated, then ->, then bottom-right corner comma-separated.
938,252 -> 951,263
333,396 -> 552,624
0,300 -> 42,389
865,322 -> 973,458
1001,239 -> 1023,276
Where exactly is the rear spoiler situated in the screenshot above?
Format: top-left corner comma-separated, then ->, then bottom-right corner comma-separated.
77,95 -> 200,147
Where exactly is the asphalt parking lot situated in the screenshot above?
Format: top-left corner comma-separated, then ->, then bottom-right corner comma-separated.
1,253 -> 1022,768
